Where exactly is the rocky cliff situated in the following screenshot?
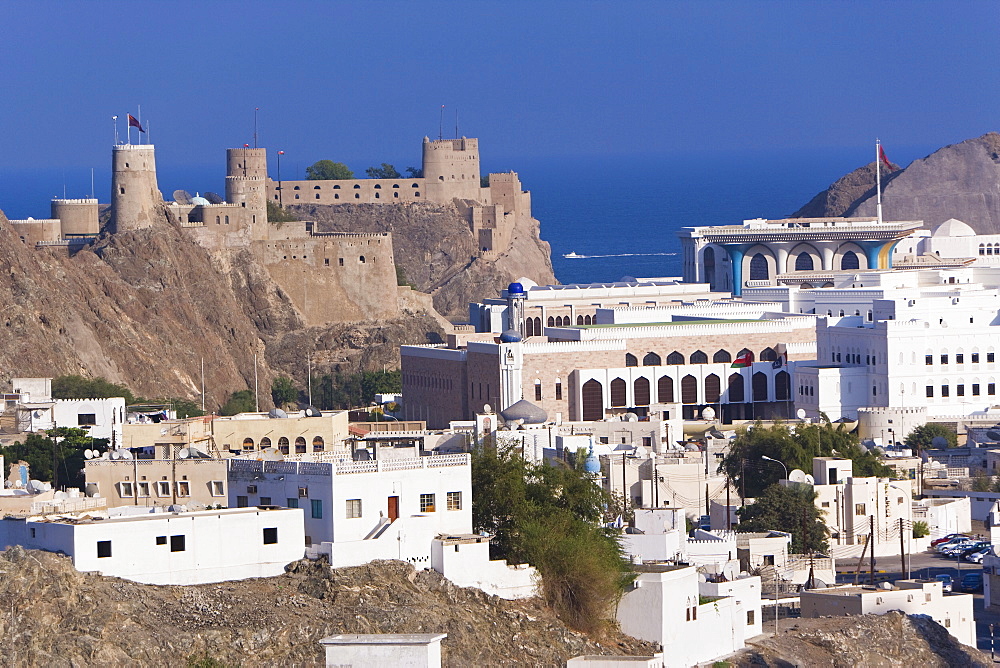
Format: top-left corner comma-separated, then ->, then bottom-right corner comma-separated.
794,133 -> 1000,232
0,207 -> 445,409
288,201 -> 556,317
0,548 -> 656,667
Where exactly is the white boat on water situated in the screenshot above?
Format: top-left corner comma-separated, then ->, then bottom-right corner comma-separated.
563,251 -> 583,258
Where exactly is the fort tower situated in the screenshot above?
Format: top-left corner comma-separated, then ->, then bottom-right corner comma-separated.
225,147 -> 269,240
110,144 -> 162,234
421,137 -> 481,202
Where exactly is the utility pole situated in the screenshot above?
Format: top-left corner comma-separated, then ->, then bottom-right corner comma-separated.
869,515 -> 876,586
899,517 -> 907,579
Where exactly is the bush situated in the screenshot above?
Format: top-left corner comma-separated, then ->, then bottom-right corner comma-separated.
271,376 -> 298,408
266,200 -> 297,223
912,520 -> 929,538
220,390 -> 256,416
52,375 -> 135,404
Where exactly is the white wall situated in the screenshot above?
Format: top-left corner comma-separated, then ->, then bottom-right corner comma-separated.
430,538 -> 537,599
52,397 -> 126,443
321,634 -> 445,668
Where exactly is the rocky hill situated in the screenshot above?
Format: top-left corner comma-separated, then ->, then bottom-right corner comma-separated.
0,207 -> 445,409
0,548 -> 655,667
288,201 -> 556,317
793,133 -> 1000,232
732,610 -> 991,667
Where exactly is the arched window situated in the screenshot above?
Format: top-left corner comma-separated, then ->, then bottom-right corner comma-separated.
293,186 -> 301,190
658,376 -> 674,403
704,246 -> 716,287
582,380 -> 604,421
525,318 -> 535,337
625,353 -> 638,367
353,184 -> 361,189
737,348 -> 753,361
547,316 -> 555,327
313,436 -> 325,452
690,350 -> 708,364
412,183 -> 419,188
278,437 -> 289,454
795,252 -> 814,271
393,184 -> 400,188
841,251 -> 860,270
728,374 -> 745,403
295,436 -> 307,453
532,317 -> 541,334
681,375 -> 698,404
704,374 -> 721,403
643,352 -> 661,366
260,437 -> 271,447
242,437 -> 255,451
610,378 -> 627,407
713,350 -> 732,363
333,184 -> 341,189
775,371 -> 790,401
634,377 -> 650,406
374,184 -> 382,189
585,315 -> 592,325
760,347 -> 777,362
667,351 -> 685,365
752,372 -> 768,402
577,315 -> 585,325
554,316 -> 562,326
314,185 -> 321,189
749,253 -> 769,280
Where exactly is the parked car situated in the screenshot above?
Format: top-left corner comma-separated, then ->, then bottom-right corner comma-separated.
937,537 -> 974,552
959,542 -> 991,558
935,573 -> 954,592
932,533 -> 970,547
940,539 -> 980,555
967,547 -> 993,564
960,572 -> 983,593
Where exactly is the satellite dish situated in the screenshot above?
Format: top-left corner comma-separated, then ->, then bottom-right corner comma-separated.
160,427 -> 168,435
54,491 -> 67,500
109,451 -> 120,460
804,474 -> 815,485
931,436 -> 949,448
881,582 -> 893,590
304,405 -> 322,417
789,469 -> 807,483
986,431 -> 1000,441
483,404 -> 492,413
796,408 -> 806,420
84,449 -> 94,460
701,406 -> 716,421
260,448 -> 283,462
32,410 -> 42,419
204,191 -> 224,204
101,451 -> 110,460
624,412 -> 639,422
178,448 -> 190,459
119,450 -> 132,460
633,445 -> 647,458
172,189 -> 193,205
268,408 -> 288,419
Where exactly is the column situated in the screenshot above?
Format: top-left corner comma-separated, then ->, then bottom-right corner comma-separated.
724,246 -> 746,296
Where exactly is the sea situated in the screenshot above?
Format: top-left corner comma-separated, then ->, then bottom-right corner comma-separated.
0,145 -> 938,286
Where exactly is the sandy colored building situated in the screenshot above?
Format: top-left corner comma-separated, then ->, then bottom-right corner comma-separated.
85,458 -> 227,510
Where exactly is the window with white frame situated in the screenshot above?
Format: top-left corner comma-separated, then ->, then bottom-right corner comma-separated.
156,481 -> 171,497
118,481 -> 135,498
346,499 -> 362,518
420,493 -> 436,512
137,482 -> 150,497
447,491 -> 462,510
209,481 -> 225,497
176,481 -> 190,497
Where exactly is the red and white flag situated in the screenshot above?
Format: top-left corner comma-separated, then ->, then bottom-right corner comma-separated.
731,351 -> 753,368
128,114 -> 145,133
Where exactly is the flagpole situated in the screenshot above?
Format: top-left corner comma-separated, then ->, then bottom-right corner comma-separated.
113,116 -> 118,146
876,139 -> 883,225
137,106 -> 141,145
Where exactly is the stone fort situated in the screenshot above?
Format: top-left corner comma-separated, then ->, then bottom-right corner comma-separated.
9,136 -> 532,326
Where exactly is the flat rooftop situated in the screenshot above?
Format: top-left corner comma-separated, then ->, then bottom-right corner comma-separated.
27,506 -> 294,526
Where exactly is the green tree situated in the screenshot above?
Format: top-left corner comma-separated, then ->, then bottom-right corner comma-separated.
405,166 -> 422,178
971,469 -> 993,492
471,442 -> 631,632
266,199 -> 297,222
167,398 -> 205,419
395,264 -> 415,288
912,520 -> 929,538
0,428 -> 108,489
52,375 -> 135,404
314,370 -> 401,410
220,390 -> 256,416
719,421 -> 891,498
271,376 -> 298,408
480,175 -> 490,187
365,163 -> 401,179
306,160 -> 354,180
904,423 -> 958,450
736,483 -> 829,553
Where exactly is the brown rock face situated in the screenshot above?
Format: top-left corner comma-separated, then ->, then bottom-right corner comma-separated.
0,207 -> 445,409
794,133 -> 1000,232
289,201 -> 556,317
0,548 -> 657,666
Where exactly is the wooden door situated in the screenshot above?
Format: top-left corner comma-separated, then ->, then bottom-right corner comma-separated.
387,496 -> 399,522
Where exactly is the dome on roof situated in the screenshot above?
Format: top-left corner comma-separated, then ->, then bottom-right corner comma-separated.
498,329 -> 522,343
507,282 -> 525,295
584,445 -> 601,474
499,399 -> 547,424
514,277 -> 538,290
933,218 -> 975,237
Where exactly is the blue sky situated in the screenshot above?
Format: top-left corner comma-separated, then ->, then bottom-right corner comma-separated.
0,1 -> 996,190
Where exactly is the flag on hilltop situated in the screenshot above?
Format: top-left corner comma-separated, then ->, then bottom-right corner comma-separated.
879,144 -> 895,170
731,351 -> 753,368
128,114 -> 145,133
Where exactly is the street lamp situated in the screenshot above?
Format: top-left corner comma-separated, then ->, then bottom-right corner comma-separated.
761,455 -> 788,481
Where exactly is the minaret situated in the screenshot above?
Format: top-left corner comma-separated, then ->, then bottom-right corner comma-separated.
225,147 -> 268,240
110,144 -> 162,233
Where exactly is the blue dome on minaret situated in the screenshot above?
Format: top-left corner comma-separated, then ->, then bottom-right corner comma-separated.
584,445 -> 601,474
507,282 -> 525,295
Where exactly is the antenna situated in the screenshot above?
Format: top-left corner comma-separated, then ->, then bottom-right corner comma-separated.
254,107 -> 259,148
91,168 -> 95,199
439,104 -> 444,141
455,108 -> 459,139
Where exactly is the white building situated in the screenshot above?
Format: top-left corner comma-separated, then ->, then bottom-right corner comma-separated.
912,496 -> 972,541
227,456 -> 471,568
0,506 -> 304,585
10,377 -> 125,444
800,579 -> 975,647
320,633 -> 447,668
616,564 -> 761,667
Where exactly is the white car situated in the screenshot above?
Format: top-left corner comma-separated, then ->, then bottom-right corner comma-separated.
966,547 -> 992,564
